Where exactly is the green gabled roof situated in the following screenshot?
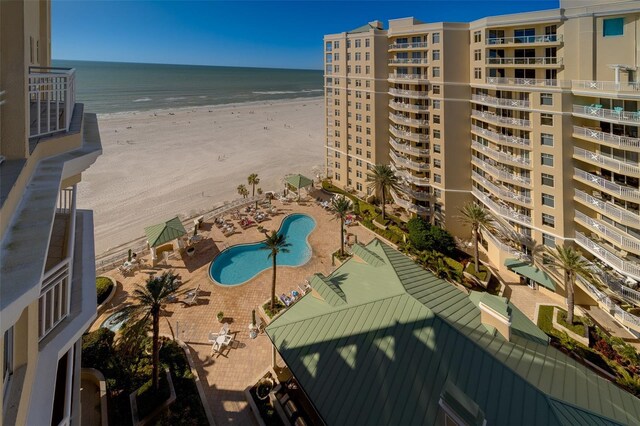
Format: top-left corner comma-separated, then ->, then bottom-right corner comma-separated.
309,274 -> 346,306
505,258 -> 557,290
284,174 -> 313,190
351,242 -> 385,266
348,23 -> 375,33
144,216 -> 187,248
266,239 -> 640,425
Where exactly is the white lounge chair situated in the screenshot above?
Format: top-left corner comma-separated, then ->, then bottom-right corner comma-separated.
184,285 -> 200,306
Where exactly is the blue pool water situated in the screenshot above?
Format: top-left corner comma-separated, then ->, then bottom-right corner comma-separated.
209,213 -> 316,285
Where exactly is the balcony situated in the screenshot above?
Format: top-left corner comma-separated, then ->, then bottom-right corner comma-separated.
391,190 -> 429,214
471,94 -> 529,109
29,67 -> 76,139
389,137 -> 430,156
389,101 -> 429,113
389,88 -> 429,100
574,189 -> 640,229
388,73 -> 429,83
471,141 -> 531,167
390,125 -> 429,143
470,125 -> 530,147
471,110 -> 530,128
471,156 -> 531,186
572,80 -> 640,96
389,58 -> 428,65
575,232 -> 640,281
486,57 -> 562,66
575,211 -> 640,255
574,168 -> 640,202
399,183 -> 431,201
572,126 -> 640,152
389,113 -> 429,128
472,170 -> 532,205
484,76 -> 569,88
573,147 -> 640,176
482,224 -> 530,261
390,150 -> 429,171
472,188 -> 532,225
389,42 -> 429,50
486,34 -> 563,45
573,105 -> 640,125
391,164 -> 430,187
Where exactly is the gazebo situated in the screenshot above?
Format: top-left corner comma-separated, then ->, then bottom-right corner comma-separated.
284,174 -> 314,200
145,216 -> 187,265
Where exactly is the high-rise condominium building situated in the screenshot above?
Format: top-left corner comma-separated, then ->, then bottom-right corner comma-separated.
0,1 -> 102,424
324,0 -> 640,329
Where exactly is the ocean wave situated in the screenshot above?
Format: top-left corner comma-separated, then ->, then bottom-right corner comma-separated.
252,89 -> 323,95
166,96 -> 187,101
132,97 -> 152,102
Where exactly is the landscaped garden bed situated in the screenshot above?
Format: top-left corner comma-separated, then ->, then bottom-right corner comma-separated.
96,276 -> 115,305
246,371 -> 284,426
261,299 -> 287,321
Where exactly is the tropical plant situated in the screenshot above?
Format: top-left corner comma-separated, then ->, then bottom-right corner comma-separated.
432,257 -> 461,282
332,195 -> 352,257
457,203 -> 495,273
261,231 -> 291,311
237,184 -> 249,199
418,250 -> 443,271
112,272 -> 180,391
248,174 -> 260,207
366,164 -> 400,221
407,217 -> 455,256
545,246 -> 594,324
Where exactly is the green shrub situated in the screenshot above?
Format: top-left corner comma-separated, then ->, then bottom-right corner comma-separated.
557,310 -> 588,335
406,217 -> 455,256
82,328 -> 115,372
466,263 -> 489,282
263,299 -> 286,318
96,276 -> 114,305
136,372 -> 170,420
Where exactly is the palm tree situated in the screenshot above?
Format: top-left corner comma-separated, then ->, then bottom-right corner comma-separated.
332,195 -> 352,257
261,231 -> 291,311
545,246 -> 594,324
113,272 -> 179,391
432,258 -> 461,282
237,184 -> 249,199
248,174 -> 260,207
366,164 -> 400,221
457,203 -> 495,273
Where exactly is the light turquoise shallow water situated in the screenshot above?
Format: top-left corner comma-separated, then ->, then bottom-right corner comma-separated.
209,214 -> 315,286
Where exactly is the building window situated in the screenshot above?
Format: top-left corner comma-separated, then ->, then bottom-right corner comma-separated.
366,139 -> 371,147
541,133 -> 553,146
334,162 -> 341,169
365,38 -> 370,47
474,31 -> 482,43
366,151 -> 371,159
356,159 -> 362,166
433,115 -> 441,124
325,41 -> 332,51
432,33 -> 440,43
334,41 -> 339,49
433,99 -> 441,109
603,17 -> 624,37
356,147 -> 362,155
542,193 -> 555,207
433,129 -> 441,139
434,189 -> 442,197
356,182 -> 362,191
356,136 -> 362,144
434,174 -> 442,183
346,40 -> 351,48
540,93 -> 553,106
432,85 -> 440,95
365,66 -> 370,74
543,233 -> 556,248
355,52 -> 361,61
432,67 -> 441,78
365,80 -> 370,88
434,144 -> 441,153
541,113 -> 553,126
356,170 -> 362,178
434,159 -> 441,168
3,327 -> 14,397
542,213 -> 555,228
355,39 -> 361,48
365,52 -> 370,61
474,68 -> 482,79
541,153 -> 554,167
335,152 -> 341,158
541,173 -> 554,187
432,50 -> 440,61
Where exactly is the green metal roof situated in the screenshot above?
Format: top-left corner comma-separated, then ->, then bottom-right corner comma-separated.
284,174 -> 313,190
348,23 -> 375,33
505,258 -> 557,290
266,239 -> 640,426
144,216 -> 187,248
351,243 -> 385,267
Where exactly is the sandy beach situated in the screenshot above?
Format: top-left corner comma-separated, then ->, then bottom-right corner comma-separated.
78,97 -> 325,255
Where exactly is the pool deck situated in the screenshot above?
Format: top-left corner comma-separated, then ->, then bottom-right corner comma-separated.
92,198 -> 375,425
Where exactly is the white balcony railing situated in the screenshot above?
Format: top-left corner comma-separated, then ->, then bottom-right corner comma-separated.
471,110 -> 531,127
572,126 -> 640,151
389,42 -> 429,50
389,88 -> 429,99
471,156 -> 531,186
471,94 -> 530,109
573,147 -> 640,175
391,164 -> 430,187
390,150 -> 430,171
486,57 -> 562,66
575,211 -> 640,254
472,188 -> 532,225
389,58 -> 429,65
573,105 -> 640,124
486,34 -> 563,45
390,125 -> 429,143
572,80 -> 640,94
389,113 -> 429,127
471,141 -> 531,167
485,76 -> 569,88
574,189 -> 640,228
390,137 -> 430,156
482,224 -> 530,260
472,171 -> 532,205
399,184 -> 431,201
391,190 -> 429,214
575,232 -> 640,280
470,125 -> 531,147
389,101 -> 429,112
29,67 -> 76,138
574,168 -> 640,201
388,73 -> 429,82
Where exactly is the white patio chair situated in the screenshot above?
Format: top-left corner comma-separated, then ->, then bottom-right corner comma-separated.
220,323 -> 230,336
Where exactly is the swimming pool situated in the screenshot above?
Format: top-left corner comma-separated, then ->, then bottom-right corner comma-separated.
209,213 -> 316,286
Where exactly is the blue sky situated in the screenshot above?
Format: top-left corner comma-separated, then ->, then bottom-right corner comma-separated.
53,1 -> 559,70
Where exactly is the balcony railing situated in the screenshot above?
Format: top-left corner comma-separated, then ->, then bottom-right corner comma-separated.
389,101 -> 429,112
470,125 -> 530,147
486,57 -> 562,66
388,73 -> 429,82
472,188 -> 532,225
471,110 -> 530,127
574,168 -> 640,201
577,275 -> 640,329
391,164 -> 430,187
389,42 -> 429,50
471,141 -> 531,167
389,58 -> 429,65
471,94 -> 529,109
486,34 -> 562,45
485,76 -> 569,88
482,224 -> 530,260
472,171 -> 532,205
389,88 -> 429,99
574,189 -> 640,228
390,137 -> 430,156
572,80 -> 640,94
471,156 -> 531,186
29,67 -> 76,138
572,126 -> 640,151
575,232 -> 640,280
573,105 -> 640,124
573,147 -> 640,175
389,112 -> 429,127
390,150 -> 429,171
391,190 -> 429,214
575,211 -> 640,254
399,184 -> 431,201
390,125 -> 429,143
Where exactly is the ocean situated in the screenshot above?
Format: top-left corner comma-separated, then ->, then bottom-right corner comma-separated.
52,60 -> 324,114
